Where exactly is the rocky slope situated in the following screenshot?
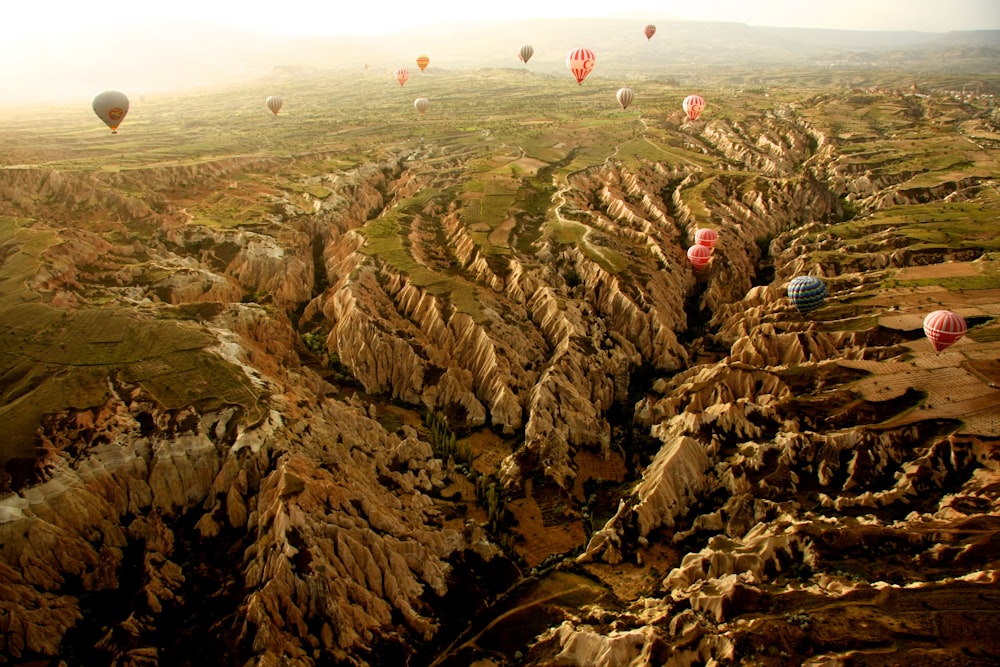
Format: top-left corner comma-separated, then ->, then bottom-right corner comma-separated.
1,81 -> 998,666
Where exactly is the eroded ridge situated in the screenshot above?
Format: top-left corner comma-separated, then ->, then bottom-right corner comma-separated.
1,75 -> 998,666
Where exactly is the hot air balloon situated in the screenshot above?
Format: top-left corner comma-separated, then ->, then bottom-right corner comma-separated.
683,94 -> 706,121
923,310 -> 967,352
694,228 -> 718,249
414,97 -> 430,115
787,276 -> 827,314
266,95 -> 283,116
395,68 -> 409,86
687,244 -> 713,270
644,24 -> 656,40
416,55 -> 430,71
92,90 -> 129,134
616,87 -> 635,110
518,45 -> 534,64
566,48 -> 595,85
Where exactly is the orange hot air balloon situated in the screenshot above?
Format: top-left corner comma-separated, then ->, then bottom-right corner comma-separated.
694,228 -> 718,248
616,87 -> 635,110
395,68 -> 409,86
416,55 -> 430,71
923,310 -> 967,352
92,90 -> 129,133
687,244 -> 713,270
266,95 -> 283,116
566,47 -> 595,85
644,24 -> 656,40
683,94 -> 706,121
518,44 -> 534,64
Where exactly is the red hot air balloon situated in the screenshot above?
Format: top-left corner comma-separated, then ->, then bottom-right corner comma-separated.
923,310 -> 967,352
395,68 -> 409,86
566,48 -> 596,85
644,24 -> 656,40
518,44 -> 534,64
683,94 -> 706,121
416,55 -> 430,71
266,95 -> 283,116
694,228 -> 718,249
687,244 -> 713,270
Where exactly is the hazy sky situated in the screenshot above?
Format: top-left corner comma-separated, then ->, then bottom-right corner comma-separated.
3,0 -> 998,106
6,0 -> 1000,39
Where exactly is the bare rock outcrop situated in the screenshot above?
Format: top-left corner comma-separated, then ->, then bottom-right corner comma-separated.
4,82 -> 998,667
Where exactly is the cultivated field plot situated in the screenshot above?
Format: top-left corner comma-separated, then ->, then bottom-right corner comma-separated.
836,288 -> 1000,436
843,355 -> 1000,434
0,300 -> 265,475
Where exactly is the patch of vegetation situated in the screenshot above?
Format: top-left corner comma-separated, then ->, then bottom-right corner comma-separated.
425,409 -> 473,466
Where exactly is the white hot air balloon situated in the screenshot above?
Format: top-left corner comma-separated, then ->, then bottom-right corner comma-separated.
616,87 -> 635,110
266,95 -> 283,116
92,90 -> 130,133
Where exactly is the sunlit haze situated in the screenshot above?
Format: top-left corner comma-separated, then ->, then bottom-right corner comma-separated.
8,0 -> 999,36
3,0 -> 999,104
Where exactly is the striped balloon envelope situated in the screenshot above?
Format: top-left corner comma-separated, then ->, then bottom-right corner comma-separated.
787,276 -> 827,314
923,310 -> 967,352
616,87 -> 635,110
414,97 -> 430,115
683,94 -> 706,121
416,55 -> 430,71
644,24 -> 656,40
395,68 -> 409,86
518,44 -> 534,64
566,48 -> 596,84
265,95 -> 283,116
694,228 -> 718,249
687,244 -> 713,270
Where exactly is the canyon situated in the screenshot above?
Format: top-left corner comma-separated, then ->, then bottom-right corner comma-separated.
1,63 -> 999,666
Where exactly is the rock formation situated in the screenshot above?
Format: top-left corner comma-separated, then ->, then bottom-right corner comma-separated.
1,72 -> 998,666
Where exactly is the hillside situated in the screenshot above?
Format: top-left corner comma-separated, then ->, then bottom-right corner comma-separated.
1,39 -> 999,667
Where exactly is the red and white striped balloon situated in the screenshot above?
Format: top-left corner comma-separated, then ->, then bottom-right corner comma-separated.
395,68 -> 409,86
923,310 -> 967,352
694,228 -> 718,249
687,244 -> 713,270
566,48 -> 596,85
683,94 -> 706,121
